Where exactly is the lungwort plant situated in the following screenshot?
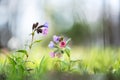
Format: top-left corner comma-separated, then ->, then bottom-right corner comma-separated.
48,35 -> 71,71
6,22 -> 48,79
48,35 -> 80,72
48,35 -> 71,58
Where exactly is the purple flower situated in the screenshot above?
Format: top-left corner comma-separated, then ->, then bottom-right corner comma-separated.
48,41 -> 54,48
53,35 -> 60,43
42,27 -> 48,36
50,52 -> 55,58
43,22 -> 48,28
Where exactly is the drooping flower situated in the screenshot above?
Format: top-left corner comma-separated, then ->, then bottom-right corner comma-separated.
53,35 -> 60,43
33,22 -> 48,35
48,41 -> 54,48
42,27 -> 48,35
50,52 -> 55,58
60,41 -> 66,48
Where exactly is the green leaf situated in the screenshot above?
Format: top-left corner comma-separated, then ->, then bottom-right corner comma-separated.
39,56 -> 45,68
8,56 -> 16,65
54,49 -> 59,53
60,60 -> 69,71
38,56 -> 48,74
33,40 -> 42,44
66,38 -> 71,45
65,48 -> 70,57
27,68 -> 34,72
61,60 -> 69,66
30,40 -> 42,49
16,50 -> 28,57
25,61 -> 35,64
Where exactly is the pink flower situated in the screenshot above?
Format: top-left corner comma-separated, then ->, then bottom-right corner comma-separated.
50,52 -> 55,58
60,41 -> 66,48
42,27 -> 48,36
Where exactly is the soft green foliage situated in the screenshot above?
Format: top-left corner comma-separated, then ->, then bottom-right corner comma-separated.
0,48 -> 120,80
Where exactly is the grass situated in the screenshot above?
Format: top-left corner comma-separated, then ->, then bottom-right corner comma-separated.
0,47 -> 120,80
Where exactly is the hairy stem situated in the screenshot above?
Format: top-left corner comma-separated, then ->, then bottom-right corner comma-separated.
68,55 -> 71,71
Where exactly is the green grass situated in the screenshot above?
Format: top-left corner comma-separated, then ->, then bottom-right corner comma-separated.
0,47 -> 120,80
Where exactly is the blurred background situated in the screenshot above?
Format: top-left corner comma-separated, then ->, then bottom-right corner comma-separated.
0,0 -> 119,50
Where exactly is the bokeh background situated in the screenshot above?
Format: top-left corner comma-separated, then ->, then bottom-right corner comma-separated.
0,0 -> 119,50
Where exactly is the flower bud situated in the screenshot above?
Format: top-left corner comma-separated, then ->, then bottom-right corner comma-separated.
32,22 -> 39,30
37,28 -> 42,33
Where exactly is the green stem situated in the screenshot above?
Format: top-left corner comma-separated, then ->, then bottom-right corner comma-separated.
32,33 -> 34,43
29,31 -> 35,49
68,55 -> 71,71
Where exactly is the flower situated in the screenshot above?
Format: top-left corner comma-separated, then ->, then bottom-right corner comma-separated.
43,22 -> 48,28
53,35 -> 60,43
60,41 -> 66,48
50,52 -> 55,58
48,41 -> 54,48
42,27 -> 48,35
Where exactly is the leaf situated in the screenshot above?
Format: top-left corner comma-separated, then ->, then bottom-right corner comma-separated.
30,40 -> 42,49
38,56 -> 48,74
66,38 -> 71,45
54,49 -> 59,53
18,65 -> 25,72
65,48 -> 70,57
61,60 -> 69,66
39,56 -> 45,68
33,40 -> 42,44
8,56 -> 16,65
16,50 -> 28,57
71,60 -> 82,63
66,46 -> 71,50
60,60 -> 69,71
25,61 -> 35,64
27,68 -> 34,72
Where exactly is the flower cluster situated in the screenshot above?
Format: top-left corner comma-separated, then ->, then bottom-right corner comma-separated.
32,22 -> 48,35
48,35 -> 71,58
